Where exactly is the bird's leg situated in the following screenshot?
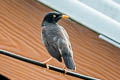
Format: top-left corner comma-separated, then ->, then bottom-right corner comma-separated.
42,57 -> 53,69
42,57 -> 53,64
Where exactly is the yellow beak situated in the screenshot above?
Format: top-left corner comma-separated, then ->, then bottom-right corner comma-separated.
62,15 -> 69,19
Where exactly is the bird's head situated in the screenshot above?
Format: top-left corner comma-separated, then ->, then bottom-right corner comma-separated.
42,11 -> 69,24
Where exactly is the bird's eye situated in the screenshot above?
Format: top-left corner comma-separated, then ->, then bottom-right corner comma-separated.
53,15 -> 56,18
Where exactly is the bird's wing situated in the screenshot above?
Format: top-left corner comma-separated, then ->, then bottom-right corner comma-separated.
41,26 -> 62,62
58,26 -> 76,70
58,26 -> 72,53
59,26 -> 69,39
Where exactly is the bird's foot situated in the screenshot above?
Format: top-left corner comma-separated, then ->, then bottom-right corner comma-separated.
63,66 -> 75,74
64,69 -> 68,74
42,57 -> 53,70
63,66 -> 68,74
46,64 -> 50,70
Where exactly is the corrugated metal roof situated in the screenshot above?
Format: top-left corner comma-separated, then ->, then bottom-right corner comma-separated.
113,0 -> 120,4
80,0 -> 120,22
38,0 -> 120,48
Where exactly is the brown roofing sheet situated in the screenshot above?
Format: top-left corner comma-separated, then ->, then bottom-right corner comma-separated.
0,0 -> 120,80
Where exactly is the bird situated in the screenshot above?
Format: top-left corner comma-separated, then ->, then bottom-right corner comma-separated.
41,11 -> 76,70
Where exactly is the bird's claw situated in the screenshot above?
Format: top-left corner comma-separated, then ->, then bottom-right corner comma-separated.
46,64 -> 50,70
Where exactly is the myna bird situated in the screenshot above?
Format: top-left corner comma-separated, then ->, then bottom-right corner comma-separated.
41,11 -> 76,70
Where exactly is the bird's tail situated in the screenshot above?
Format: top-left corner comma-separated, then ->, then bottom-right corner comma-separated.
63,55 -> 76,70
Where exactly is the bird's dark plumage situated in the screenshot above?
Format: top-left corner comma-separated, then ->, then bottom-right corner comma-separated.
41,11 -> 76,70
